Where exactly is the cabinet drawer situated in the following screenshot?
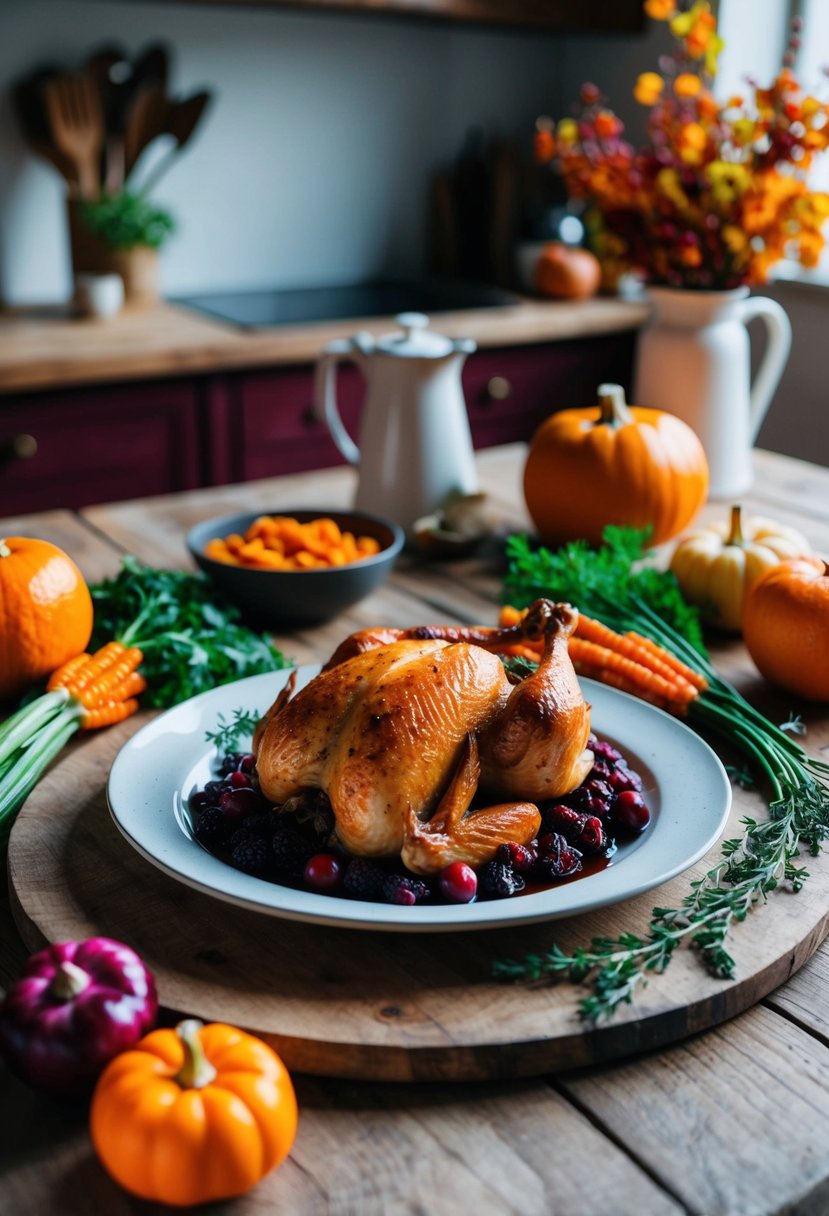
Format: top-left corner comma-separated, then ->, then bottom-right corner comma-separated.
0,382 -> 201,515
231,366 -> 366,481
463,335 -> 635,447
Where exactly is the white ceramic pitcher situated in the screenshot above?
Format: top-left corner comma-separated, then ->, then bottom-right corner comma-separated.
633,286 -> 792,499
314,312 -> 479,535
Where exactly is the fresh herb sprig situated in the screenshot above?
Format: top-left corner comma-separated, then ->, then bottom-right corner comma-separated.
90,557 -> 291,708
205,708 -> 261,754
495,528 -> 829,1020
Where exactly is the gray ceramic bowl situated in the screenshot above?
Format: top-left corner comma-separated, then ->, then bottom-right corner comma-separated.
187,508 -> 405,629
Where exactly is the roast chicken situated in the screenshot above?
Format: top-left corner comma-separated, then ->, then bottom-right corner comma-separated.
253,599 -> 592,875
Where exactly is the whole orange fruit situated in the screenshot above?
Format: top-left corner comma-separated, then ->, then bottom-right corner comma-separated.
742,556 -> 829,701
0,537 -> 94,700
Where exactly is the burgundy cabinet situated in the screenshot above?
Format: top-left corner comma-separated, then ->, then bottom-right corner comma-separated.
213,333 -> 635,484
0,380 -> 201,516
0,332 -> 636,514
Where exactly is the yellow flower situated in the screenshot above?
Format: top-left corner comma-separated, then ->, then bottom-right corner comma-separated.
732,118 -> 756,147
656,167 -> 689,210
674,73 -> 702,99
633,72 -> 664,106
706,161 -> 750,204
557,118 -> 578,145
644,0 -> 676,18
722,225 -> 748,253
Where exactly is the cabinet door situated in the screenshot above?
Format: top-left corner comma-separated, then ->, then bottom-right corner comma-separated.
464,335 -> 635,449
229,365 -> 366,481
0,381 -> 201,515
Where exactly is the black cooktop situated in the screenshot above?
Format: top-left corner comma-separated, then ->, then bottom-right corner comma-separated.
173,278 -> 519,329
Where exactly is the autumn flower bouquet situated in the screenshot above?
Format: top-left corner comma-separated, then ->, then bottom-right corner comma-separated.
535,0 -> 829,290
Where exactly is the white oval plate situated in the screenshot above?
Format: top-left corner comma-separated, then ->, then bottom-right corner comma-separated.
107,668 -> 732,933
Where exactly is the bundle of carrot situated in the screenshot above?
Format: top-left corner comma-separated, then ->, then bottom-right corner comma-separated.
0,642 -> 145,843
499,605 -> 708,714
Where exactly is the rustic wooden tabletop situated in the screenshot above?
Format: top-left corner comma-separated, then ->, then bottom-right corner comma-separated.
2,443 -> 829,1216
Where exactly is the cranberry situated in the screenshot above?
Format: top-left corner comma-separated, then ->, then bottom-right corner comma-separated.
607,765 -> 643,794
610,790 -> 651,834
239,753 -> 257,774
591,739 -> 623,765
438,861 -> 478,904
219,787 -> 264,824
582,778 -> 614,818
535,833 -> 582,879
576,815 -> 606,855
229,770 -> 251,789
498,841 -> 537,872
304,853 -> 343,891
189,789 -> 210,814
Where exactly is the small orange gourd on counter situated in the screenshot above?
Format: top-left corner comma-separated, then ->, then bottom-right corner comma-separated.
669,504 -> 812,632
743,556 -> 829,701
90,1019 -> 298,1207
0,537 -> 93,700
523,383 -> 709,548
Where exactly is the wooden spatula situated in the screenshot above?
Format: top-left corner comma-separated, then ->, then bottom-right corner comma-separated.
43,71 -> 104,199
123,83 -> 169,180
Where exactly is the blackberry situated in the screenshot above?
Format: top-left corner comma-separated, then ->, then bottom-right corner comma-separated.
343,858 -> 385,901
218,751 -> 242,776
478,861 -> 525,899
231,835 -> 271,876
381,874 -> 429,906
204,779 -> 228,802
194,806 -> 231,850
241,812 -> 274,839
541,804 -> 584,841
271,828 -> 315,878
534,833 -> 582,880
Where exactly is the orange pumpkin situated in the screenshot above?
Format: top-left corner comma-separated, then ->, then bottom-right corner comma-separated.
523,383 -> 709,547
0,537 -> 93,700
742,556 -> 829,701
90,1019 -> 298,1207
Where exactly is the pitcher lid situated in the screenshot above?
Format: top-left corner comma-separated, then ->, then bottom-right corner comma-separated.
376,312 -> 460,358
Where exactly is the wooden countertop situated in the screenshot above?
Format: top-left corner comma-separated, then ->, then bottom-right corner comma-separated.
0,296 -> 649,394
2,445 -> 829,1215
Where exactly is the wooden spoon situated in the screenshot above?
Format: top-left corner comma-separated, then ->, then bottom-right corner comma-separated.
13,67 -> 79,186
137,90 -> 212,192
123,83 -> 169,180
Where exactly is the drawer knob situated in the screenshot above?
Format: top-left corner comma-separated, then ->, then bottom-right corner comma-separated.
485,376 -> 512,402
0,434 -> 38,464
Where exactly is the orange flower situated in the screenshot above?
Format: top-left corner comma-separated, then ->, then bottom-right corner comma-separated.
677,122 -> 708,165
674,73 -> 702,99
633,72 -> 664,106
534,128 -> 556,162
594,110 -> 620,138
644,0 -> 676,18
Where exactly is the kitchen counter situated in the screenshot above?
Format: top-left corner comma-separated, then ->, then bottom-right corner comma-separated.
0,296 -> 649,394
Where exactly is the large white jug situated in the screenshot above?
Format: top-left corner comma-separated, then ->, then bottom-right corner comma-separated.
315,313 -> 479,535
633,286 -> 791,499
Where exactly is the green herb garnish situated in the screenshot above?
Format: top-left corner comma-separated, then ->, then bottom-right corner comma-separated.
79,190 -> 175,251
494,528 -> 829,1020
90,557 -> 290,708
205,708 -> 261,754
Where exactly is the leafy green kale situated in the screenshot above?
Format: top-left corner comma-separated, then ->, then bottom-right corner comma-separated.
503,526 -> 706,654
90,557 -> 291,708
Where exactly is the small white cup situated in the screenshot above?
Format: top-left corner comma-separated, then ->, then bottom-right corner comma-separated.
74,273 -> 125,319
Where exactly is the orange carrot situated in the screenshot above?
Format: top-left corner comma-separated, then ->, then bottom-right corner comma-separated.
81,699 -> 141,731
46,653 -> 91,692
576,614 -> 700,698
626,630 -> 708,692
568,637 -> 698,708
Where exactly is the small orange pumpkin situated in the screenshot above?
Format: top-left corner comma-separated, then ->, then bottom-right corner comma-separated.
0,537 -> 93,700
90,1019 -> 298,1207
523,383 -> 709,547
742,556 -> 829,701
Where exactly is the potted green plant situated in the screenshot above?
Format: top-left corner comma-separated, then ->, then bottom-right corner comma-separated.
70,190 -> 175,307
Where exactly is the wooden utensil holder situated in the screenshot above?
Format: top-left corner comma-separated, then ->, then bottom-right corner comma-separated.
67,199 -> 160,308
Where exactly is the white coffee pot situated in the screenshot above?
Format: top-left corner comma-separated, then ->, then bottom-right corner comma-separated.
314,312 -> 479,535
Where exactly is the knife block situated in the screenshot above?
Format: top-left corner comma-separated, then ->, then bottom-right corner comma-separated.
67,199 -> 160,309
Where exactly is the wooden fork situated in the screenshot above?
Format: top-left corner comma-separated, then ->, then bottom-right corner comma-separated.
43,72 -> 104,199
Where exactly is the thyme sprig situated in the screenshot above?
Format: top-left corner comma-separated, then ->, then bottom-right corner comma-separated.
205,708 -> 260,754
495,528 -> 829,1020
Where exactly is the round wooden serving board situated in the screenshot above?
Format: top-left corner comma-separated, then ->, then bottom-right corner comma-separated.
9,716 -> 829,1083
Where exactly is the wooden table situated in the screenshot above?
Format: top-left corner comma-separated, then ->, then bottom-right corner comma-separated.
2,444 -> 829,1216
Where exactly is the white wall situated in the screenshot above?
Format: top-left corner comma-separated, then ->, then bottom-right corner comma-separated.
0,0 -> 568,304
